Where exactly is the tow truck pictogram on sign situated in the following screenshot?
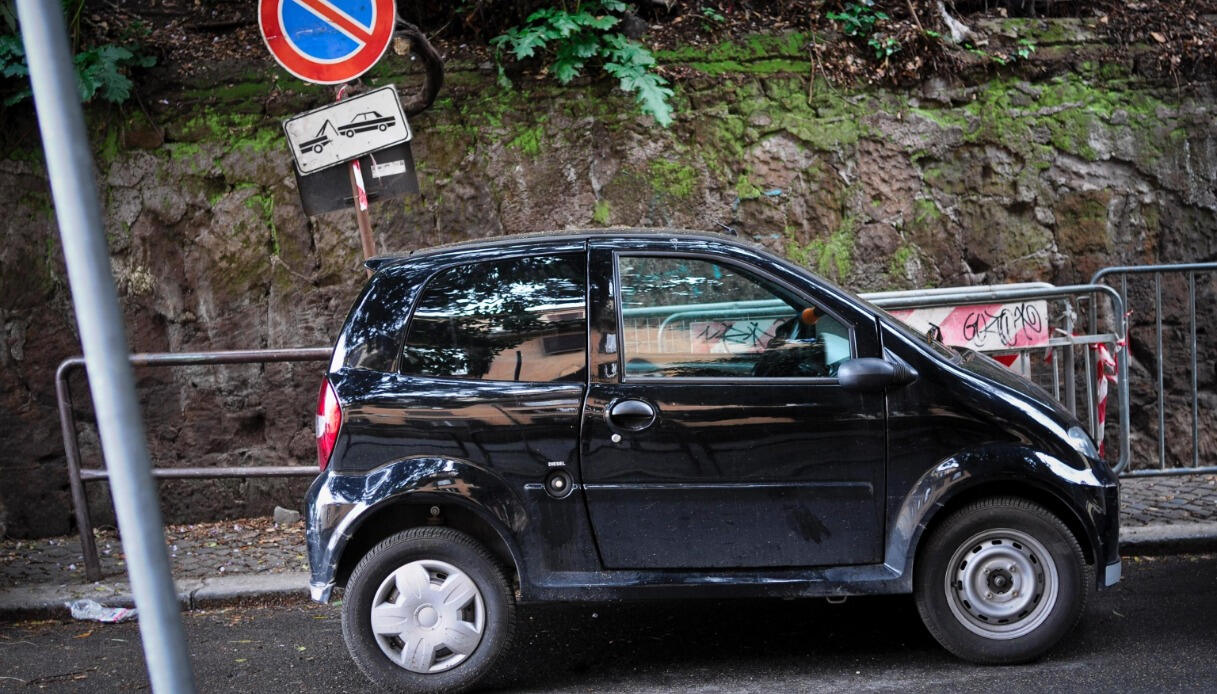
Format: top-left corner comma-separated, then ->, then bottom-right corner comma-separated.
259,0 -> 397,85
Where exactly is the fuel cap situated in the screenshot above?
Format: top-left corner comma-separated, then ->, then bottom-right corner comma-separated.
544,469 -> 574,499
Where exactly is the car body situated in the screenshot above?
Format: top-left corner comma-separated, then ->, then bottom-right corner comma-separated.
305,230 -> 1120,691
338,111 -> 395,136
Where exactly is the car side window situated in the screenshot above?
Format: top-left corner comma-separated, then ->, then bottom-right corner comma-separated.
401,254 -> 587,382
618,256 -> 850,379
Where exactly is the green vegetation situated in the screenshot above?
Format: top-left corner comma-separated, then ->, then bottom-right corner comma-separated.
908,72 -> 1172,162
649,159 -> 697,198
826,2 -> 889,38
508,124 -> 545,156
243,191 -> 278,256
591,199 -> 611,225
912,198 -> 942,229
0,0 -> 155,106
735,172 -> 763,201
789,216 -> 856,281
828,2 -> 900,62
888,244 -> 917,279
655,33 -> 810,75
491,0 -> 674,126
176,113 -> 281,153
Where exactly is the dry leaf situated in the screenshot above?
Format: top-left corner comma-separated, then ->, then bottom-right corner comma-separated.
1150,32 -> 1167,43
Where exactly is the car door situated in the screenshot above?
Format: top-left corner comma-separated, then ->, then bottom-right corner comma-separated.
578,242 -> 887,569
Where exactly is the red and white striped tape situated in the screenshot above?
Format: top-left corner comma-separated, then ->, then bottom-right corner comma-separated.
334,85 -> 369,212
1093,342 -> 1119,457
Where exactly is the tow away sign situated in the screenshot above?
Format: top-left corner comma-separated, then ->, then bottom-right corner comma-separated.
283,85 -> 411,174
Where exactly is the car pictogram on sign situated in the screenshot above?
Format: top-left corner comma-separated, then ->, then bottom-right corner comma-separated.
338,111 -> 396,137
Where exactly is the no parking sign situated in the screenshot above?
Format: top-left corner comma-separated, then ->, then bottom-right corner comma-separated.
259,0 -> 396,85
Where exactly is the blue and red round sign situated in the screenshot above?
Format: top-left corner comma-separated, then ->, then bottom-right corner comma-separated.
259,0 -> 396,85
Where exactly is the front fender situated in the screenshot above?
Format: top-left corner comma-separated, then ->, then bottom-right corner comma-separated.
306,456 -> 527,602
884,444 -> 1116,588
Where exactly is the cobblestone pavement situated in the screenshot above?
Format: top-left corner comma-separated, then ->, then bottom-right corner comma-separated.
0,516 -> 307,588
1119,473 -> 1217,526
0,475 -> 1213,590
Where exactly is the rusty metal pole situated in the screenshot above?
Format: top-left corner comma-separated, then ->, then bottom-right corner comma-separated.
335,84 -> 377,277
349,164 -> 377,277
55,359 -> 101,582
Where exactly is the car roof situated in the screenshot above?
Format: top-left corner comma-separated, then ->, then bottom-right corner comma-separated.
363,228 -> 756,271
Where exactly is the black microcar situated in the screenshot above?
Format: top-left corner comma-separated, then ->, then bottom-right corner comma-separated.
306,230 -> 1120,692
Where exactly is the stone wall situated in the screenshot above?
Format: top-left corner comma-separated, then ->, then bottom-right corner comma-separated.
1,26 -> 1215,537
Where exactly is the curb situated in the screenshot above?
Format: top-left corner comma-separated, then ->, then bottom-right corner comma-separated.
0,572 -> 310,621
1118,521 -> 1217,556
4,521 -> 1217,621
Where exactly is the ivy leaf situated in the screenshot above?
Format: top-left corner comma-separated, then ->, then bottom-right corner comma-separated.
552,57 -> 584,84
604,59 -> 673,127
0,34 -> 27,78
500,26 -> 551,60
488,0 -> 674,126
567,33 -> 601,59
3,87 -> 30,106
568,11 -> 619,32
547,13 -> 582,38
524,7 -> 557,24
552,45 -> 586,84
75,45 -> 134,103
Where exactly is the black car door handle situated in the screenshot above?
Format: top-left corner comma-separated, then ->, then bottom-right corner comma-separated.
606,399 -> 657,432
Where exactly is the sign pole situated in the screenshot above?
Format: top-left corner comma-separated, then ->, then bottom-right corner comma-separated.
349,164 -> 377,276
335,84 -> 377,275
16,0 -> 196,691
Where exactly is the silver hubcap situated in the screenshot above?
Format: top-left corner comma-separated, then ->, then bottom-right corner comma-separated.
370,559 -> 486,673
945,528 -> 1059,640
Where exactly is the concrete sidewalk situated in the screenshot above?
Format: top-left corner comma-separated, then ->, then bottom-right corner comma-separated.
1,474 -> 1214,620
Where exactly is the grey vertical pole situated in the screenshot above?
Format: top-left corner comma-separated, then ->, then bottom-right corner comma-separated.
15,1 -> 197,692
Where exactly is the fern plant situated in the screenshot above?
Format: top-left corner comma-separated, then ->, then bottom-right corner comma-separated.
491,0 -> 674,127
0,0 -> 155,107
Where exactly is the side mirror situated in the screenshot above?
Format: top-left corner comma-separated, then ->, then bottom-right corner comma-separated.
838,358 -> 917,392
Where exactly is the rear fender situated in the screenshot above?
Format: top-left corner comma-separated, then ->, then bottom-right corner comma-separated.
309,456 -> 527,596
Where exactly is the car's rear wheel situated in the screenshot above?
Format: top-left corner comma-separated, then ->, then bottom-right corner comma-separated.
342,527 -> 515,693
914,497 -> 1092,664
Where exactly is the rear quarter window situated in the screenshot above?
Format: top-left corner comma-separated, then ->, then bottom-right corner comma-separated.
401,254 -> 587,382
340,269 -> 418,373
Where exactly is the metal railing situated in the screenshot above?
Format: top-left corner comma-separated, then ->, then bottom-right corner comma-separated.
58,348 -> 330,582
868,283 -> 1130,473
1092,263 -> 1217,477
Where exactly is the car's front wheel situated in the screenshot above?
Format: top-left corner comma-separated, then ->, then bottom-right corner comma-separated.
914,497 -> 1092,664
342,527 -> 515,693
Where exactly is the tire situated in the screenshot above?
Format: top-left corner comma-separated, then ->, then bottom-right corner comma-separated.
341,527 -> 516,693
914,497 -> 1092,664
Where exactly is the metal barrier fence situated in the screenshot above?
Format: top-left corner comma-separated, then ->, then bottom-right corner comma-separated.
1092,263 -> 1217,477
868,283 -> 1130,473
58,348 -> 330,582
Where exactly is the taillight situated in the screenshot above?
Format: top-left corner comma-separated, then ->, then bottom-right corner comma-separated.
316,378 -> 342,471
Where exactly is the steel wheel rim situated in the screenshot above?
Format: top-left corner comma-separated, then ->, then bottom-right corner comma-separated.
944,528 -> 1059,640
369,559 -> 486,673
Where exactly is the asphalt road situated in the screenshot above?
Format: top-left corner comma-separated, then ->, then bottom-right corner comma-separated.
1,554 -> 1214,692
